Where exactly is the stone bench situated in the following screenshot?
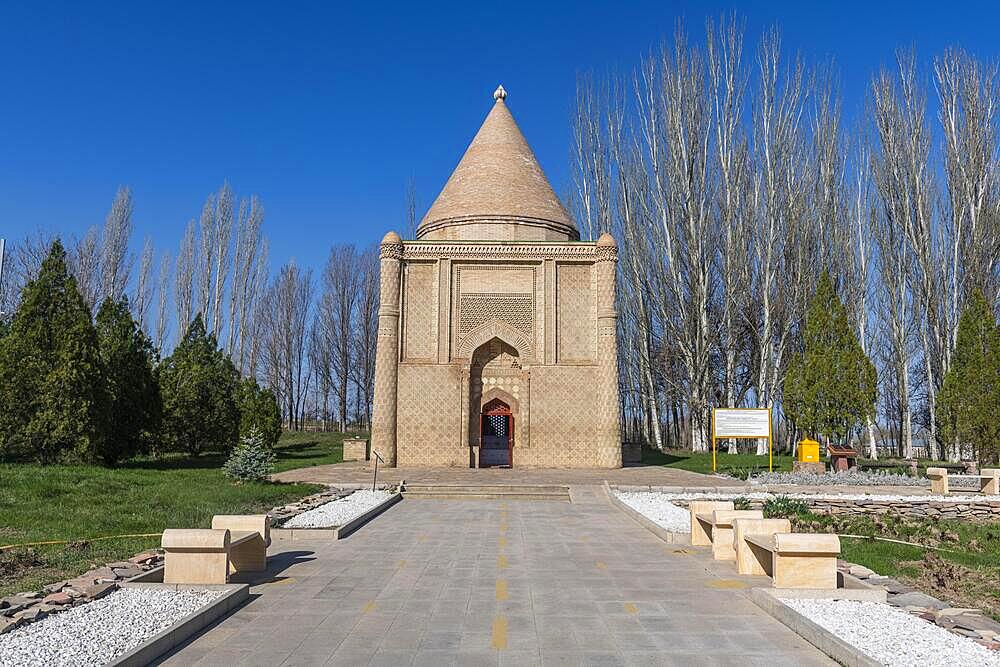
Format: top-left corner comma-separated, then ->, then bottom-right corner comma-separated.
732,518 -> 791,576
695,509 -> 765,560
743,533 -> 840,589
926,467 -> 999,495
162,515 -> 271,585
689,500 -> 733,546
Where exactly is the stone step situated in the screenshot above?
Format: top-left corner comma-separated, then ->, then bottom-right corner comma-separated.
401,484 -> 570,500
403,491 -> 570,501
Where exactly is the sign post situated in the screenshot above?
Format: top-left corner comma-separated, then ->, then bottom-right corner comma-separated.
711,408 -> 773,473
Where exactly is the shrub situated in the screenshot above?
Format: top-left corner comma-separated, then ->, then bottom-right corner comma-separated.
762,495 -> 811,518
222,427 -> 276,483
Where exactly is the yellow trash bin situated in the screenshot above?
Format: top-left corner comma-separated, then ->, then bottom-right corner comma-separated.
798,438 -> 820,463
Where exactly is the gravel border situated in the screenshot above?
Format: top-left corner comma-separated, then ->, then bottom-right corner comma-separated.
281,489 -> 394,528
0,588 -> 223,667
617,490 -> 999,503
781,598 -> 1000,667
611,491 -> 690,533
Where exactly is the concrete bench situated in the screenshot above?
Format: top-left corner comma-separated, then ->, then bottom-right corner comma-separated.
731,518 -> 791,576
743,533 -> 840,589
695,510 -> 765,561
689,500 -> 733,546
162,515 -> 271,584
926,467 -> 999,495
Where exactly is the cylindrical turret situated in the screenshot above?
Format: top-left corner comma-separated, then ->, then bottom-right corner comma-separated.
370,231 -> 403,466
594,233 -> 622,468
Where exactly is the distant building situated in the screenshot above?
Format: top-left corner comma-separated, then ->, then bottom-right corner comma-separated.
370,86 -> 622,468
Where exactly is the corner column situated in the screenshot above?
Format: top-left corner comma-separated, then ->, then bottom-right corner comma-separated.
371,232 -> 403,467
595,234 -> 622,468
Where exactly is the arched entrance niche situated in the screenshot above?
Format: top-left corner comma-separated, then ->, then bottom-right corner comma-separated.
466,335 -> 529,467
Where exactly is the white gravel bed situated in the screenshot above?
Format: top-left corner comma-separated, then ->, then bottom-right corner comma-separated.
282,489 -> 393,528
781,598 -> 1000,667
0,587 -> 223,667
752,470 -> 978,487
625,490 -> 998,503
613,491 -> 690,532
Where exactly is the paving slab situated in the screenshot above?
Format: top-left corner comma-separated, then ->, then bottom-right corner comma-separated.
158,486 -> 834,666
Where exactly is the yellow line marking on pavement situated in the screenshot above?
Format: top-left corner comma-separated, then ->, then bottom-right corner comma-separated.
498,536 -> 507,547
706,579 -> 749,590
595,561 -> 608,570
417,534 -> 428,542
497,555 -> 508,570
496,580 -> 508,601
624,602 -> 638,614
362,601 -> 377,613
499,522 -> 507,533
491,616 -> 508,649
396,560 -> 407,568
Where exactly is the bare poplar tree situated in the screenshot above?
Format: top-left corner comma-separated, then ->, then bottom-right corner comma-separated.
351,245 -> 380,429
134,236 -> 155,332
195,194 -> 216,328
101,186 -> 134,302
572,73 -> 613,240
228,196 -> 264,364
155,251 -> 171,352
708,16 -> 753,453
70,225 -> 103,311
871,51 -> 937,459
317,245 -> 360,431
261,262 -> 313,429
210,183 -> 234,335
175,220 -> 197,334
750,28 -> 809,454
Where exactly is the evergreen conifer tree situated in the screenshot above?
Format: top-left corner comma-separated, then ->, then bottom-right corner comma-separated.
159,314 -> 239,455
0,241 -> 106,462
936,290 -> 1000,464
235,377 -> 282,448
783,273 -> 877,446
95,297 -> 163,465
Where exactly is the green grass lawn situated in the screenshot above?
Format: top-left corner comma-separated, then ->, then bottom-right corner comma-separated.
642,448 -> 795,478
0,430 -> 354,597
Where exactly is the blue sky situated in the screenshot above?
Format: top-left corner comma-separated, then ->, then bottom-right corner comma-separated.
1,1 -> 997,272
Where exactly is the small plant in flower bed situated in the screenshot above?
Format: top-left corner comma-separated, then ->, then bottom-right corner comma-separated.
732,496 -> 752,510
762,495 -> 810,518
222,427 -> 276,483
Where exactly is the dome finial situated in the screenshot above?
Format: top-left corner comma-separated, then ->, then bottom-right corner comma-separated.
493,84 -> 507,102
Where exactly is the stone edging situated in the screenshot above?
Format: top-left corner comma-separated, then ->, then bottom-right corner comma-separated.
110,582 -> 249,667
604,484 -> 690,545
748,588 -> 883,667
271,492 -> 403,540
611,485 -> 1000,521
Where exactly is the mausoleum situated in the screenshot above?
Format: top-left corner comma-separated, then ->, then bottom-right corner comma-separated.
371,86 -> 621,468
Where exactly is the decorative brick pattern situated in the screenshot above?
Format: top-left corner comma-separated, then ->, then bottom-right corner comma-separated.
403,262 -> 437,360
396,364 -> 465,466
556,263 -> 595,362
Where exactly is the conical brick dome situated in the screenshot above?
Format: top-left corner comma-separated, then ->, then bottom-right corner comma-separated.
417,86 -> 578,241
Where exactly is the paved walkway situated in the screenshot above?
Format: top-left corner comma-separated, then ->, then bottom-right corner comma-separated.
272,463 -> 743,488
161,488 -> 833,666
